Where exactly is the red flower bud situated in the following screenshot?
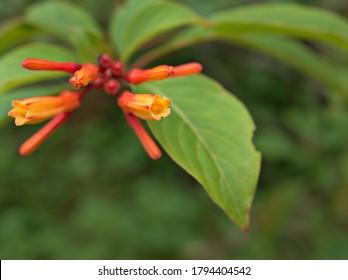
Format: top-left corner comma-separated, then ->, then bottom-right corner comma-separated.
103,79 -> 120,95
92,76 -> 105,88
110,61 -> 124,77
98,54 -> 111,68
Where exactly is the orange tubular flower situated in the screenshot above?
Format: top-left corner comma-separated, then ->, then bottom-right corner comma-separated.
8,91 -> 80,126
126,65 -> 174,85
126,63 -> 203,85
124,113 -> 162,160
117,90 -> 170,121
22,58 -> 81,73
172,62 -> 203,77
69,63 -> 99,89
19,112 -> 71,157
12,53 -> 202,158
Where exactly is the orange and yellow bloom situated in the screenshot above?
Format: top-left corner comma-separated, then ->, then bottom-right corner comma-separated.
117,91 -> 171,121
8,91 -> 81,126
10,54 -> 202,158
117,91 -> 170,159
69,63 -> 99,89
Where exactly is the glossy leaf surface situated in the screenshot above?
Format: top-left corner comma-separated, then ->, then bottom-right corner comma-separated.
0,18 -> 39,54
212,3 -> 348,51
137,26 -> 347,99
222,34 -> 348,99
25,1 -> 104,61
109,0 -> 202,62
25,1 -> 103,42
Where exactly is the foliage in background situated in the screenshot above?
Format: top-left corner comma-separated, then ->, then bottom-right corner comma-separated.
0,0 -> 347,259
0,0 -> 262,230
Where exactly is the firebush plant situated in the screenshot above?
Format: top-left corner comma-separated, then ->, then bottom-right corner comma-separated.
0,0 -> 347,230
9,57 -> 202,158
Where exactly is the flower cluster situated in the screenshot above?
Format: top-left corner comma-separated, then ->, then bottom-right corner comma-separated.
8,55 -> 202,159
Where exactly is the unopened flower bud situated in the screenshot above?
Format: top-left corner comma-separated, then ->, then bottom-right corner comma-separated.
98,54 -> 111,69
103,79 -> 120,95
92,76 -> 105,88
22,58 -> 81,73
111,61 -> 124,77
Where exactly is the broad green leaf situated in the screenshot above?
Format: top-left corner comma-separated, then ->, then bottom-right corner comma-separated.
25,1 -> 104,60
109,0 -> 203,62
135,75 -> 261,230
0,18 -> 40,54
136,26 -> 347,99
0,43 -> 77,94
0,85 -> 65,126
223,34 -> 348,99
133,26 -> 215,68
69,29 -> 112,63
25,1 -> 102,40
211,3 -> 348,51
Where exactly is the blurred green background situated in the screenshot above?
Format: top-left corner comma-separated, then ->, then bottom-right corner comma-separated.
0,0 -> 347,259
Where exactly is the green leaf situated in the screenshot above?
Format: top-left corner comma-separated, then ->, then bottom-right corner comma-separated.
69,29 -> 111,63
134,75 -> 261,230
25,1 -> 102,41
0,84 -> 65,126
136,25 -> 347,99
109,0 -> 203,62
0,43 -> 77,94
222,34 -> 348,99
133,25 -> 215,68
0,18 -> 40,54
25,1 -> 104,60
211,3 -> 348,51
